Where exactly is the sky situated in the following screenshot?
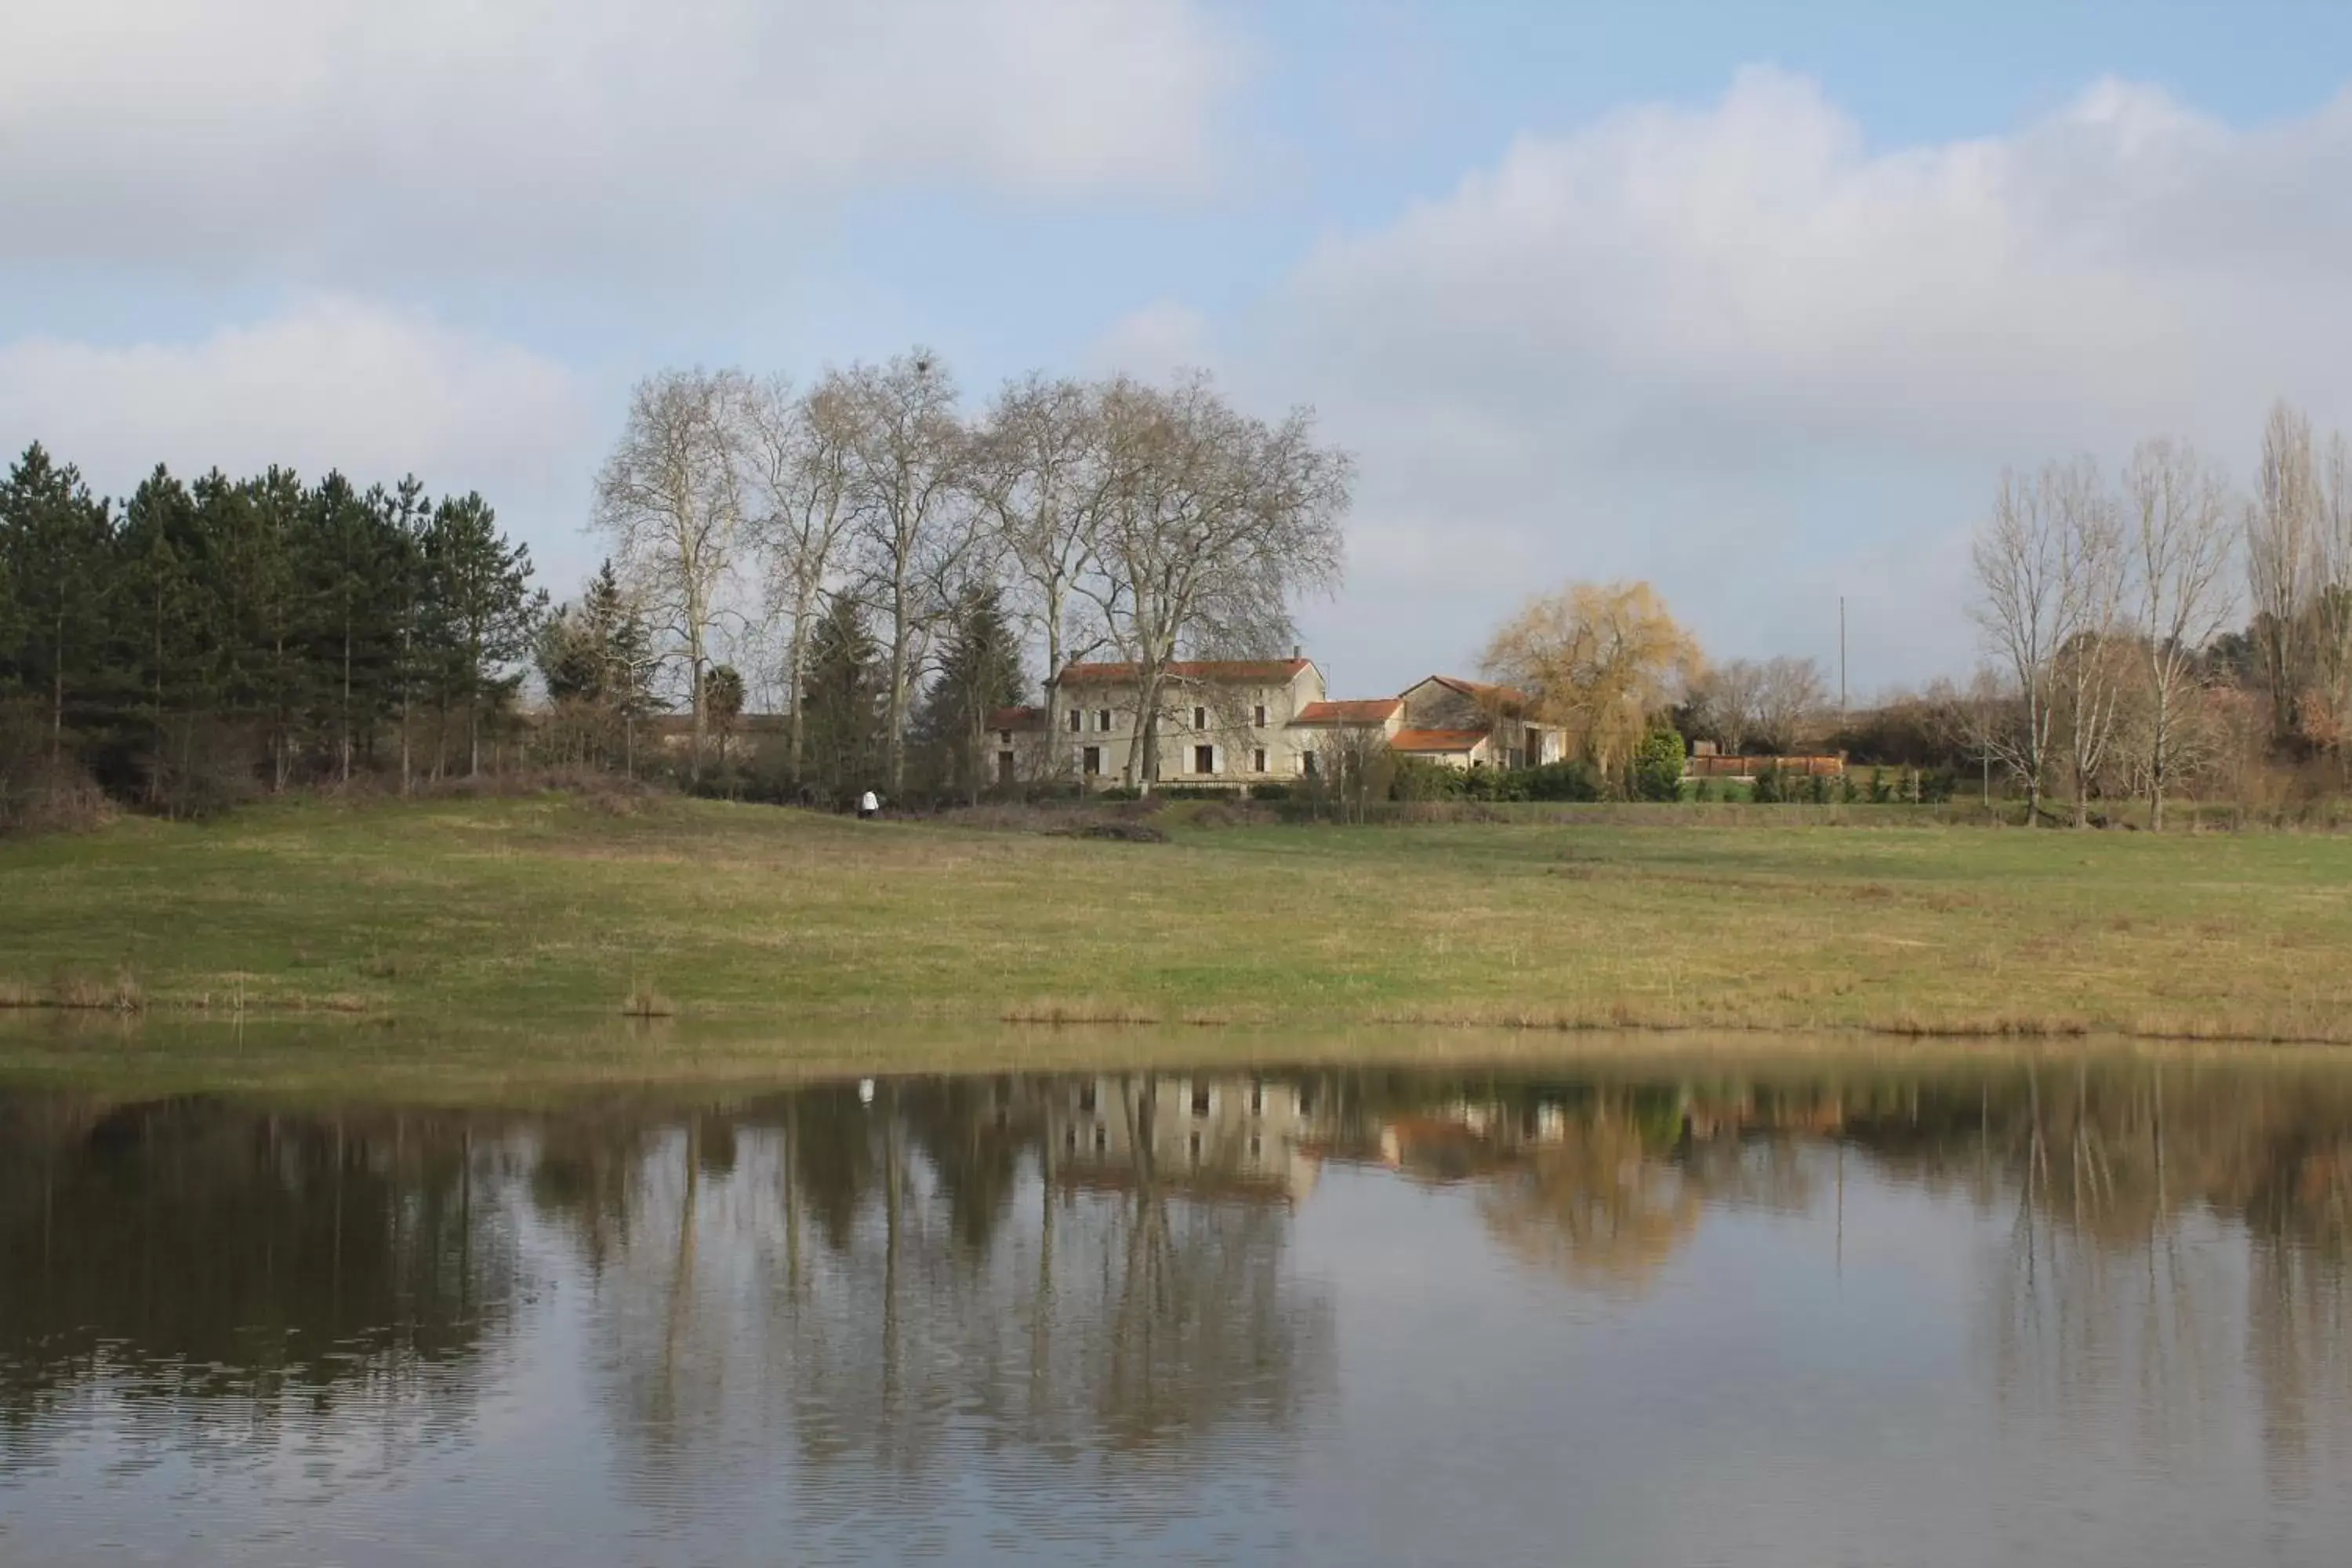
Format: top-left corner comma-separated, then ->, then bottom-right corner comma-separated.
9,0 -> 2352,701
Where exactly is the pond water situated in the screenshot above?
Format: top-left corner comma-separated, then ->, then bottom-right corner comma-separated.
3,1055 -> 2350,1566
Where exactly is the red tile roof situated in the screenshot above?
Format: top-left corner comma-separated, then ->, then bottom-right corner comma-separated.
987,706 -> 1047,733
1390,728 -> 1490,753
1290,698 -> 1403,725
1054,659 -> 1312,687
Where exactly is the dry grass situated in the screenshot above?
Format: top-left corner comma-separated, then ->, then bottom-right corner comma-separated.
2,795 -> 2350,1053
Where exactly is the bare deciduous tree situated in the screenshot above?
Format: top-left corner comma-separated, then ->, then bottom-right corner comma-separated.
2246,401 -> 2318,742
1690,659 -> 1766,757
1972,464 -> 2090,825
840,351 -> 982,794
2124,439 -> 2236,829
1753,655 -> 1829,755
969,374 -> 1112,714
1079,375 -> 1350,792
743,372 -> 858,780
592,368 -> 749,783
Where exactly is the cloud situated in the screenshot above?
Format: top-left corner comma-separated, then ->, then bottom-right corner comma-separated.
1233,68 -> 2352,691
2,0 -> 1241,278
0,298 -> 597,575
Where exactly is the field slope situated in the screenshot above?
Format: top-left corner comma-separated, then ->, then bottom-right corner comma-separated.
2,795 -> 2347,1043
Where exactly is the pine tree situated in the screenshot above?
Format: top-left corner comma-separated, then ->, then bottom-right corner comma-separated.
116,466 -> 205,804
420,493 -> 543,777
801,593 -> 885,804
916,583 -> 1025,804
0,444 -> 115,771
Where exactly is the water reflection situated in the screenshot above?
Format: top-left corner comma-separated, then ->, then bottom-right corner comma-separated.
4,1057 -> 2352,1565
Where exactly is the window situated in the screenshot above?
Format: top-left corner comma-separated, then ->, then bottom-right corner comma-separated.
1192,705 -> 1207,730
996,750 -> 1014,786
1192,1083 -> 1211,1118
1067,709 -> 1081,733
1082,746 -> 1102,776
1249,1134 -> 1262,1160
1094,1125 -> 1107,1153
1253,704 -> 1267,728
1303,753 -> 1319,778
1249,1080 -> 1265,1116
1251,748 -> 1267,773
1079,1083 -> 1097,1113
999,729 -> 1012,745
1096,708 -> 1112,732
1189,1131 -> 1203,1163
1193,744 -> 1215,775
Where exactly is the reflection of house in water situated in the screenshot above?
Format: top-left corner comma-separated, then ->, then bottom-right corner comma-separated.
1048,1075 -> 1322,1204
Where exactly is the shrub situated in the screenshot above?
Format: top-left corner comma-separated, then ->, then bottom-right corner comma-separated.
1523,759 -> 1602,802
1248,782 -> 1293,802
1751,764 -> 1785,804
1632,729 -> 1686,803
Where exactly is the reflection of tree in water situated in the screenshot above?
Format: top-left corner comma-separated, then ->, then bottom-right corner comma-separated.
533,1075 -> 1330,1537
0,1094 -> 522,1465
1833,1059 -> 2352,1496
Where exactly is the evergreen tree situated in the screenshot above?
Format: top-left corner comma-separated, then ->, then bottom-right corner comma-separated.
419,493 -> 543,777
0,444 -> 115,770
300,472 -> 408,786
115,466 -> 206,803
801,593 -> 885,804
915,583 -> 1025,804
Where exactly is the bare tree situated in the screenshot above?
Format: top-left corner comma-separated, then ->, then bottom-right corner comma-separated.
743,372 -> 858,781
1690,659 -> 1766,757
1753,655 -> 1829,754
2124,439 -> 2236,829
840,352 -> 979,794
1079,375 -> 1351,792
1972,463 -> 2096,825
2246,401 -> 2318,743
2314,430 -> 2352,762
969,375 -> 1112,717
2053,462 -> 2129,826
1312,723 -> 1392,823
592,368 -> 749,783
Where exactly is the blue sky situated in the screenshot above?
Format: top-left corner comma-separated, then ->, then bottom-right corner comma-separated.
8,0 -> 2352,699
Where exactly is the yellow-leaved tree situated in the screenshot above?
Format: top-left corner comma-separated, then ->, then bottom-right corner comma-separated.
1479,580 -> 1704,777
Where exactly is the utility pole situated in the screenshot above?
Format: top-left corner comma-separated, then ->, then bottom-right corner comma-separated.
1838,597 -> 1848,717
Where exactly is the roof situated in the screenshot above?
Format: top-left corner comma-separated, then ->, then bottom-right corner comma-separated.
987,705 -> 1047,733
1390,728 -> 1490,753
1417,674 -> 1536,713
1054,659 -> 1313,688
1290,698 -> 1403,726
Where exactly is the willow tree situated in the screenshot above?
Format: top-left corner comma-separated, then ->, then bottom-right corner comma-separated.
1480,580 -> 1702,781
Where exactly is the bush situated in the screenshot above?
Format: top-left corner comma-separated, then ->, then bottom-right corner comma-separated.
1247,782 -> 1293,802
1632,729 -> 1686,802
1523,759 -> 1602,801
1751,764 -> 1784,804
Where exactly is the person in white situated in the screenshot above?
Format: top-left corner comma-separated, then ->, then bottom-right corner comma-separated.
858,789 -> 880,821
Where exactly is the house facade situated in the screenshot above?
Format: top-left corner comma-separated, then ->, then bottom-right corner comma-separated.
1393,676 -> 1569,771
990,656 -> 1577,793
1044,658 -> 1329,788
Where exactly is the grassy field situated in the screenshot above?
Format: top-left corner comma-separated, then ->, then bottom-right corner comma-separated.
2,793 -> 2349,1049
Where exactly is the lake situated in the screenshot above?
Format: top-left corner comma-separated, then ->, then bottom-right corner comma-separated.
3,1053 -> 2350,1565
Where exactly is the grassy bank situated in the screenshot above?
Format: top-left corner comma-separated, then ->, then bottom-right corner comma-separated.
2,793 -> 2349,1045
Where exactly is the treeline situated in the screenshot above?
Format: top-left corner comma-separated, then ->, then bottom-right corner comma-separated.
0,445 -> 540,826
590,354 -> 1350,803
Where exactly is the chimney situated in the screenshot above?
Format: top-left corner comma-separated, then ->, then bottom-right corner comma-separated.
1291,644 -> 1302,659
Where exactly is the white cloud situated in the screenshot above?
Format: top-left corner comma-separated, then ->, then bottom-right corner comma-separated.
0,299 -> 597,578
1234,68 -> 2352,691
2,0 -> 1240,276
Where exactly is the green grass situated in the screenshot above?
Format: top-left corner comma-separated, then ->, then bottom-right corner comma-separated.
2,793 -> 2349,1048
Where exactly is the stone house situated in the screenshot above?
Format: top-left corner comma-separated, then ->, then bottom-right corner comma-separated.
1392,676 -> 1569,771
1040,657 -> 1330,788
